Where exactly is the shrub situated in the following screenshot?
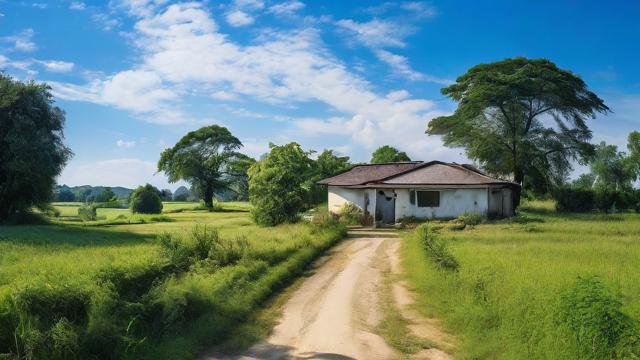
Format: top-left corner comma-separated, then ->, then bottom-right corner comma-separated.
554,187 -> 594,212
415,223 -> 459,271
130,184 -> 163,214
457,213 -> 484,226
338,202 -> 364,225
311,207 -> 339,228
77,204 -> 97,221
558,276 -> 640,359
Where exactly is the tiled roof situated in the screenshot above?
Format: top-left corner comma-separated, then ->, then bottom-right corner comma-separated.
318,161 -> 517,187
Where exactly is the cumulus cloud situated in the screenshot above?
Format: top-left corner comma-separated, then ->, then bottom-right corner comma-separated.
375,49 -> 452,84
116,139 -> 136,148
336,19 -> 412,48
37,60 -> 75,72
269,1 -> 305,15
69,1 -> 86,10
2,29 -> 37,52
225,10 -> 254,27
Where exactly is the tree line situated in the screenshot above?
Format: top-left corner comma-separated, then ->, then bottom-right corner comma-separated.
2,57 -> 638,223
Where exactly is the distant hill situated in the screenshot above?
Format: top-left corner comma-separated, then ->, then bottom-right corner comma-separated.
56,185 -> 133,201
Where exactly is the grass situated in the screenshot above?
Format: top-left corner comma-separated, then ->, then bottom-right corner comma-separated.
401,199 -> 640,359
0,201 -> 346,359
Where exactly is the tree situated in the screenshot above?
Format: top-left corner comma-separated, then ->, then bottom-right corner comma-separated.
95,187 -> 116,202
428,57 -> 609,207
225,154 -> 256,201
159,189 -> 173,201
370,145 -> 411,164
591,142 -> 637,192
248,143 -> 315,226
130,184 -> 163,214
309,149 -> 351,204
158,125 -> 244,208
0,75 -> 72,221
56,189 -> 76,202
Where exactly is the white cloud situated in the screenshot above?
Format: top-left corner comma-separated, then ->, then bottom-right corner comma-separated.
58,158 -> 177,189
233,0 -> 265,9
226,10 -> 254,27
38,60 -> 75,72
2,29 -> 37,52
400,2 -> 437,18
69,1 -> 86,10
375,49 -> 452,84
211,90 -> 238,101
92,13 -> 121,30
32,3 -> 48,9
336,19 -> 411,48
53,2 -> 457,159
116,139 -> 136,148
269,1 -> 305,15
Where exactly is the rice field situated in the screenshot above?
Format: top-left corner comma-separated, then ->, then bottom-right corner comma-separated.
0,202 -> 345,359
401,200 -> 640,359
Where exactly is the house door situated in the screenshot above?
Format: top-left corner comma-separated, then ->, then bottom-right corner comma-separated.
488,189 -> 503,217
375,190 -> 396,224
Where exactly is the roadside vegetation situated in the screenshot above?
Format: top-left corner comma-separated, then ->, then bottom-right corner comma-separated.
401,199 -> 640,359
0,201 -> 346,359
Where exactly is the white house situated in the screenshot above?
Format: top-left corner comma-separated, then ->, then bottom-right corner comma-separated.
318,161 -> 518,224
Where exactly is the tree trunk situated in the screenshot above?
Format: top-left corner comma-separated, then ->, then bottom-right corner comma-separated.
203,184 -> 214,209
513,170 -> 524,210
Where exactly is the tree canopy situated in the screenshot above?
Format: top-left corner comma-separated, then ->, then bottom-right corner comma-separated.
590,140 -> 638,192
0,75 -> 72,221
158,125 -> 245,208
427,57 -> 609,206
248,143 -> 315,226
130,184 -> 163,214
370,145 -> 411,164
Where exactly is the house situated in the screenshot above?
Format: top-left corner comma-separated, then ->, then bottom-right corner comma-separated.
317,161 -> 519,224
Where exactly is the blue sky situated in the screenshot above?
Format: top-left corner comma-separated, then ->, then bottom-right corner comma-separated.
1,0 -> 639,190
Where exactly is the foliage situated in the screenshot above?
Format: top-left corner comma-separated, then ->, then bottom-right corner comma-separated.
310,206 -> 339,228
554,187 -> 595,212
370,145 -> 411,164
414,223 -> 459,271
571,173 -> 596,190
0,206 -> 346,359
309,149 -> 351,205
336,202 -> 372,226
225,153 -> 257,201
159,189 -> 173,201
56,189 -> 76,202
248,142 -> 315,226
77,204 -> 97,221
401,200 -> 640,359
558,276 -> 640,359
0,75 -> 73,221
457,213 -> 484,226
158,125 -> 245,208
130,184 -> 163,214
428,57 -> 609,206
94,187 -> 116,203
591,140 -> 638,193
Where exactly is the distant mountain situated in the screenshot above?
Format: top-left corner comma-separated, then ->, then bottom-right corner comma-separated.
56,185 -> 133,200
173,186 -> 194,201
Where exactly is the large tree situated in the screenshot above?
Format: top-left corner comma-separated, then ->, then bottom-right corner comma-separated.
591,141 -> 637,192
309,149 -> 351,205
0,75 -> 72,221
428,57 -> 609,206
158,125 -> 244,208
248,142 -> 315,226
370,145 -> 411,164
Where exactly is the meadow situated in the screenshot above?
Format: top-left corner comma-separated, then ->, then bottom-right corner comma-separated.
401,200 -> 640,359
0,202 -> 345,359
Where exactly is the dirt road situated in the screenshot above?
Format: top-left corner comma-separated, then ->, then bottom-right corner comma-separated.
204,229 -> 453,360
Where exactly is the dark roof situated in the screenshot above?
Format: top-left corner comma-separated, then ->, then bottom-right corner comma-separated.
317,162 -> 424,186
318,161 -> 518,187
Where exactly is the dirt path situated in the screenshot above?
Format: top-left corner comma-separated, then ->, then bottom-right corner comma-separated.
203,229 -> 453,360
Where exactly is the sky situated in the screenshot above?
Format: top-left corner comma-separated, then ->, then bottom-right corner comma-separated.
1,0 -> 639,191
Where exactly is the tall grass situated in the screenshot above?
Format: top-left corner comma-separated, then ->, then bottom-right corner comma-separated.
401,200 -> 640,359
0,202 -> 346,359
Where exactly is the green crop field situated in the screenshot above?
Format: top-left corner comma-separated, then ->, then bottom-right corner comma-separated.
0,202 -> 345,359
402,200 -> 640,359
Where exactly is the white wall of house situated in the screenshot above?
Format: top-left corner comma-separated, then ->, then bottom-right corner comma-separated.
394,187 -> 488,220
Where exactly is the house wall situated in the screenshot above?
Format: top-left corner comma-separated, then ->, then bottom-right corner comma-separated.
327,186 -> 377,216
394,187 -> 488,220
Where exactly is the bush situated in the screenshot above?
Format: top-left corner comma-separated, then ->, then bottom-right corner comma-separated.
554,187 -> 595,212
130,184 -> 163,214
558,276 -> 640,359
415,223 -> 459,271
311,207 -> 339,228
77,204 -> 97,221
457,213 -> 484,226
338,202 -> 363,225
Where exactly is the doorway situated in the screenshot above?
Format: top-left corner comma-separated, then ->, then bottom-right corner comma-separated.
375,190 -> 396,224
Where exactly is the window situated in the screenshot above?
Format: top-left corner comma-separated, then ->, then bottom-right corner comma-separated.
409,190 -> 416,205
416,191 -> 439,207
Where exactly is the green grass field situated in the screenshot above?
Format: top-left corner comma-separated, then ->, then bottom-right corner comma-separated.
401,200 -> 640,359
0,202 -> 345,359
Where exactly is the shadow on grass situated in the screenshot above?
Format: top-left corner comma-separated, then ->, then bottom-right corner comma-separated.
0,222 -> 153,247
